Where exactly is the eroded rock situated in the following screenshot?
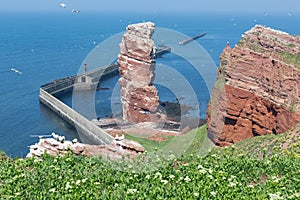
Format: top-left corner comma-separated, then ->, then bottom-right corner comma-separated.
118,22 -> 166,123
26,134 -> 144,159
207,25 -> 300,146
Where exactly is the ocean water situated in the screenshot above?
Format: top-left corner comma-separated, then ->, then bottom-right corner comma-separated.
1,12 -> 299,157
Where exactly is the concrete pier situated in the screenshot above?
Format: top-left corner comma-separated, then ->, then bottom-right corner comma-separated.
39,47 -> 171,145
42,63 -> 119,95
40,64 -> 119,145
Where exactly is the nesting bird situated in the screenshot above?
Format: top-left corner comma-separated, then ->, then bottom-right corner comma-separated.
52,132 -> 59,140
58,136 -> 65,143
72,138 -> 78,144
29,144 -> 39,150
115,134 -> 125,141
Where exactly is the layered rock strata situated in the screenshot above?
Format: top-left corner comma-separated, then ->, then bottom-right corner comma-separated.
118,22 -> 165,123
207,25 -> 300,146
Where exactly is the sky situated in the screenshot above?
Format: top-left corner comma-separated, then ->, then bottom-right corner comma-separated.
0,0 -> 299,14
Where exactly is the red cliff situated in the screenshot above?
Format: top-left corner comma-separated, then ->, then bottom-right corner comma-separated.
118,22 -> 165,123
207,25 -> 300,146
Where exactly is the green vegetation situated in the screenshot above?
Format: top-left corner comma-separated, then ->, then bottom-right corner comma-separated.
212,123 -> 300,158
125,134 -> 174,153
0,124 -> 299,199
246,42 -> 265,53
279,52 -> 300,67
287,43 -> 296,48
126,125 -> 213,157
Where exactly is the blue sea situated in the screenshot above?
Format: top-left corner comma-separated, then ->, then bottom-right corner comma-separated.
1,12 -> 299,157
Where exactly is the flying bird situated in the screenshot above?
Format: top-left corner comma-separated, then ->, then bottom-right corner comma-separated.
72,9 -> 80,13
11,68 -> 22,75
60,3 -> 67,8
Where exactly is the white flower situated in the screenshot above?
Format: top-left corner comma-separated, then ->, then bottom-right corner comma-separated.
76,180 -> 81,185
194,192 -> 199,197
155,172 -> 162,179
271,176 -> 280,183
247,184 -> 254,188
199,169 -> 207,174
145,174 -> 150,179
82,178 -> 88,183
184,176 -> 191,182
230,175 -> 236,179
49,188 -> 56,192
169,174 -> 175,179
161,180 -> 168,185
94,182 -> 100,185
210,191 -> 217,196
65,182 -> 72,190
229,182 -> 237,187
127,189 -> 137,194
269,193 -> 283,200
208,169 -> 213,174
207,175 -> 213,179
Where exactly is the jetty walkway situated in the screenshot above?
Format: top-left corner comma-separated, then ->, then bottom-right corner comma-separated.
39,46 -> 171,145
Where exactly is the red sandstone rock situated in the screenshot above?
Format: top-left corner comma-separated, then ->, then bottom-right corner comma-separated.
207,25 -> 300,146
118,22 -> 165,123
26,136 -> 144,160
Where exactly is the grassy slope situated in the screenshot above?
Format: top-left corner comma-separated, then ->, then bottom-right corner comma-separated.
213,122 -> 300,158
125,124 -> 214,156
0,124 -> 299,199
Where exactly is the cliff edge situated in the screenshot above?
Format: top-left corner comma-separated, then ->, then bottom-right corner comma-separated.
207,25 -> 300,146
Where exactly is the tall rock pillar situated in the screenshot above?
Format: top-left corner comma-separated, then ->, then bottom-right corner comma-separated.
118,22 -> 164,123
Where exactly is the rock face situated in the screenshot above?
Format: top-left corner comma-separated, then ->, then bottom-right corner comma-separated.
207,25 -> 300,146
26,135 -> 145,160
118,22 -> 165,123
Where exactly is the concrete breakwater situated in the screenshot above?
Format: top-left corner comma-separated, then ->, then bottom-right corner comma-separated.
41,63 -> 119,95
39,64 -> 119,145
39,46 -> 172,145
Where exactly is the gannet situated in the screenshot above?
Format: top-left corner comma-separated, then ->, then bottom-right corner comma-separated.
60,3 -> 66,8
10,68 -> 22,75
72,9 -> 80,13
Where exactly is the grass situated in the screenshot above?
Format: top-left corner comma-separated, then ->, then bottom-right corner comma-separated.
125,124 -> 214,157
125,134 -> 174,153
279,52 -> 300,67
0,124 -> 299,199
212,122 -> 300,158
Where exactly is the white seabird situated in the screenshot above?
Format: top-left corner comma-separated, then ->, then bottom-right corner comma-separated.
29,144 -> 39,150
51,132 -> 59,140
115,134 -> 125,141
10,68 -> 22,75
72,9 -> 80,13
72,138 -> 78,144
60,3 -> 67,8
58,136 -> 65,143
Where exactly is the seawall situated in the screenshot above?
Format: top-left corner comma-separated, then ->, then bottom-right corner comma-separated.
39,64 -> 119,145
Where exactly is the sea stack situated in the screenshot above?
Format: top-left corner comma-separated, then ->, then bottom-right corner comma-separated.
118,22 -> 165,123
207,25 -> 300,146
